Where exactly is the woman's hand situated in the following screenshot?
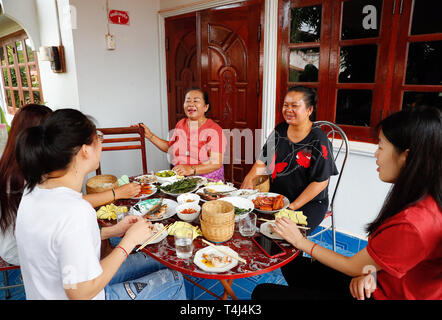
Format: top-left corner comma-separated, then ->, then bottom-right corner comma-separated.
240,178 -> 254,190
349,272 -> 376,300
132,123 -> 153,140
112,215 -> 143,238
123,219 -> 153,247
173,164 -> 194,176
272,217 -> 305,248
114,183 -> 141,200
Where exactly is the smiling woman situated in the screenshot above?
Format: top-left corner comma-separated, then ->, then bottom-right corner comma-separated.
137,87 -> 227,181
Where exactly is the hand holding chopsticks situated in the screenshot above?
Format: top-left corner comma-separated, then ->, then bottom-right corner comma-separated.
136,223 -> 170,252
201,239 -> 247,264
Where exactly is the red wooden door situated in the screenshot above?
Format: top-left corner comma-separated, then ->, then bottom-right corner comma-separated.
200,0 -> 263,185
165,14 -> 198,130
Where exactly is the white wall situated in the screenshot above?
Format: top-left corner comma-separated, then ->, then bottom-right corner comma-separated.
36,0 -> 80,110
325,144 -> 391,239
69,0 -> 167,180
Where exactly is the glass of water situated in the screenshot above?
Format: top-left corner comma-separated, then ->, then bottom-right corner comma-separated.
239,212 -> 257,237
174,226 -> 194,259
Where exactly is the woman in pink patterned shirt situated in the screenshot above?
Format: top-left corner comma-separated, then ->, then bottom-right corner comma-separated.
139,87 -> 227,181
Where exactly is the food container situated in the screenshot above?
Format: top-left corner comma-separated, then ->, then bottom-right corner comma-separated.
177,193 -> 201,205
200,200 -> 235,242
155,170 -> 177,184
86,175 -> 118,194
176,203 -> 201,222
252,175 -> 270,193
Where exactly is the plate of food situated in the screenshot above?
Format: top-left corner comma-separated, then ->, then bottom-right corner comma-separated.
196,184 -> 237,202
159,177 -> 201,197
133,174 -> 158,184
259,221 -> 284,240
142,223 -> 169,244
248,192 -> 290,214
218,196 -> 254,221
231,189 -> 259,198
130,183 -> 157,199
193,246 -> 239,273
129,198 -> 178,221
190,176 -> 208,187
155,170 -> 178,184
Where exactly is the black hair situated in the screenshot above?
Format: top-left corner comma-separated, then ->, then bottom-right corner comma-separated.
0,104 -> 52,233
185,87 -> 211,116
366,105 -> 442,235
286,86 -> 317,120
15,108 -> 96,192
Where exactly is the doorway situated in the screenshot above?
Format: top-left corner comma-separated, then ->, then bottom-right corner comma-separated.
165,0 -> 264,185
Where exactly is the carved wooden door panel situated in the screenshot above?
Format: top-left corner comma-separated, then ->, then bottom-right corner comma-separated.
200,1 -> 263,185
165,14 -> 198,130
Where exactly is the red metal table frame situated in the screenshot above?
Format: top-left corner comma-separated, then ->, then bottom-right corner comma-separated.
98,185 -> 300,300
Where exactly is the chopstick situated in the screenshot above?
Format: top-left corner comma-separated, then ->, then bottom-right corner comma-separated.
201,239 -> 247,264
258,218 -> 310,230
136,223 -> 170,252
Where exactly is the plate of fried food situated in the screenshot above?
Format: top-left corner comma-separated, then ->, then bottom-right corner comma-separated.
196,184 -> 237,202
193,246 -> 238,273
248,192 -> 290,214
129,198 -> 178,221
130,183 -> 157,199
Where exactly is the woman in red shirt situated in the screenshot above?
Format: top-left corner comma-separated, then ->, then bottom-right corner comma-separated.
138,87 -> 226,181
252,105 -> 442,300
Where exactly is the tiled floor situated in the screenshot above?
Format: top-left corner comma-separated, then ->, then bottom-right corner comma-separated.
0,227 -> 366,300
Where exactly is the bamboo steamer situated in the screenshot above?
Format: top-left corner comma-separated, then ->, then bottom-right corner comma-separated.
252,175 -> 270,193
86,174 -> 118,194
200,200 -> 235,242
201,200 -> 234,224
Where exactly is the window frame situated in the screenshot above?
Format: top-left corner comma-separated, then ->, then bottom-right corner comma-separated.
0,30 -> 44,115
277,0 -> 440,143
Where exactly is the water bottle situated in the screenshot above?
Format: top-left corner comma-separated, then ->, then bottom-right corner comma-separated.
0,123 -> 8,156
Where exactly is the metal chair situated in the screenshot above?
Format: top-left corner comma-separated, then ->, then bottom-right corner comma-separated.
0,257 -> 23,299
308,121 -> 349,252
96,125 -> 147,175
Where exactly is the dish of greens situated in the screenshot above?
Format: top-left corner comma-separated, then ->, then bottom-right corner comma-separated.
159,178 -> 201,196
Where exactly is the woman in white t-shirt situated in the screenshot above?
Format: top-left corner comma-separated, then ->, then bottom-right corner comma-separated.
14,108 -> 186,300
1,105 -> 143,268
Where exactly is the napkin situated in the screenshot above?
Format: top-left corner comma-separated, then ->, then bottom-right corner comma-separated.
275,209 -> 308,225
167,221 -> 202,240
97,204 -> 127,220
118,175 -> 130,186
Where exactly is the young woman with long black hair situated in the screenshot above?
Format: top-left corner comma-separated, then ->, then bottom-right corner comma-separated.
252,105 -> 442,300
0,104 -> 141,267
14,108 -> 186,300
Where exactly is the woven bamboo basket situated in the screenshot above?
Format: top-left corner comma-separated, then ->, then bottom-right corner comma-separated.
86,174 -> 118,194
200,200 -> 235,242
252,175 -> 270,193
201,200 -> 234,224
200,217 -> 235,243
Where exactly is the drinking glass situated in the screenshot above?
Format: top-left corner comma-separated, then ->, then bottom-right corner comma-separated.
239,212 -> 257,237
174,226 -> 194,259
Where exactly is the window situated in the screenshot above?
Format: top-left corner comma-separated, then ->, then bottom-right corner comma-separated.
0,30 -> 44,115
278,0 -> 442,142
